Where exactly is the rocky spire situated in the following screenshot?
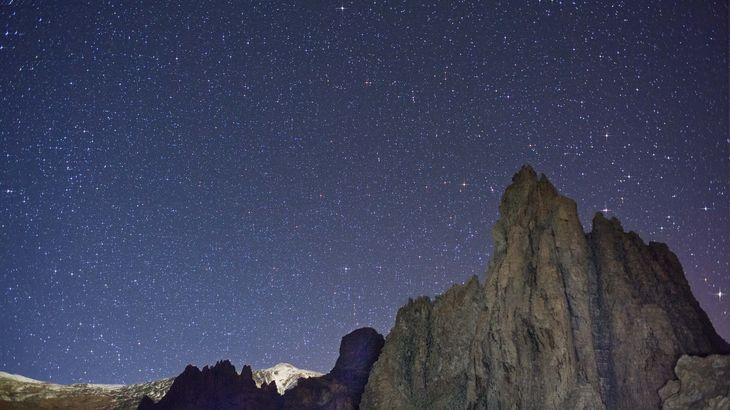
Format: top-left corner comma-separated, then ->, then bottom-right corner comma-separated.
480,164 -> 604,408
361,166 -> 728,409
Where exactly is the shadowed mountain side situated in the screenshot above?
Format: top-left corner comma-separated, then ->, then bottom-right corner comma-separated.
281,327 -> 384,410
136,361 -> 281,410
138,327 -> 384,410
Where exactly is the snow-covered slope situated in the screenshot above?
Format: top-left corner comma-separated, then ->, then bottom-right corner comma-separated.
252,362 -> 323,394
0,371 -> 44,384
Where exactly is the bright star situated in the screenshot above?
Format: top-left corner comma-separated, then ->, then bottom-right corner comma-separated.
716,289 -> 725,302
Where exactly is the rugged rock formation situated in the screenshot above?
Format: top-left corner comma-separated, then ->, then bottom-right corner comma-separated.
282,327 -> 384,410
659,355 -> 730,410
137,360 -> 281,410
589,214 -> 729,409
138,327 -> 383,410
5,166 -> 726,410
361,166 -> 729,410
0,362 -> 316,410
359,276 -> 485,409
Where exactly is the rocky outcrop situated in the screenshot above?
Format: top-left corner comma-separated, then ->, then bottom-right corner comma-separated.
361,165 -> 729,409
282,327 -> 384,410
138,327 -> 383,410
137,360 -> 281,410
660,355 -> 730,410
359,277 -> 485,409
0,363 -> 318,410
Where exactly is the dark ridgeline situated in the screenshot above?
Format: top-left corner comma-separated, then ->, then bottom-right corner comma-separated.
282,327 -> 384,410
137,328 -> 384,410
137,166 -> 728,410
361,166 -> 729,410
136,360 -> 280,410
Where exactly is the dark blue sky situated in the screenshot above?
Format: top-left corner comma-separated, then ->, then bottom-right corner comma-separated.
1,1 -> 727,384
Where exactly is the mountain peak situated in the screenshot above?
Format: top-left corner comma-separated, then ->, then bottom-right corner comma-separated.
490,165 -> 578,269
513,163 -> 538,181
592,211 -> 624,233
252,362 -> 322,394
509,164 -> 557,191
363,166 -> 728,410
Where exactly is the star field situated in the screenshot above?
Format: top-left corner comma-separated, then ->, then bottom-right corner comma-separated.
1,1 -> 727,384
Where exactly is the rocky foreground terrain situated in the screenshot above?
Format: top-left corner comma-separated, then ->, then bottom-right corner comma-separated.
659,354 -> 730,410
3,166 -> 728,409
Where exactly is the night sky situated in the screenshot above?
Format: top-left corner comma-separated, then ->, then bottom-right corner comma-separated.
1,1 -> 727,384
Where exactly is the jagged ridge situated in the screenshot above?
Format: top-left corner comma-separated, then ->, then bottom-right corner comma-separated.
0,363 -> 319,409
138,327 -> 384,410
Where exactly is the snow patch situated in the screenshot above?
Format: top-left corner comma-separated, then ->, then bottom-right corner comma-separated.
253,363 -> 323,394
0,371 -> 45,384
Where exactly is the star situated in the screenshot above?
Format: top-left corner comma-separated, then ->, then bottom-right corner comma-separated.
1,0 -> 728,386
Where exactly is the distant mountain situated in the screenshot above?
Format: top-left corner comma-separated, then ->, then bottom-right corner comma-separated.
252,363 -> 322,395
0,362 -> 319,410
0,371 -> 173,410
138,327 -> 384,410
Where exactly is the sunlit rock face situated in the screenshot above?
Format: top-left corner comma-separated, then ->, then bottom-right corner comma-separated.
361,166 -> 729,410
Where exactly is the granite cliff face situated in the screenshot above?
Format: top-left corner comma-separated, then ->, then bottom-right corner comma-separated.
361,166 -> 729,410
